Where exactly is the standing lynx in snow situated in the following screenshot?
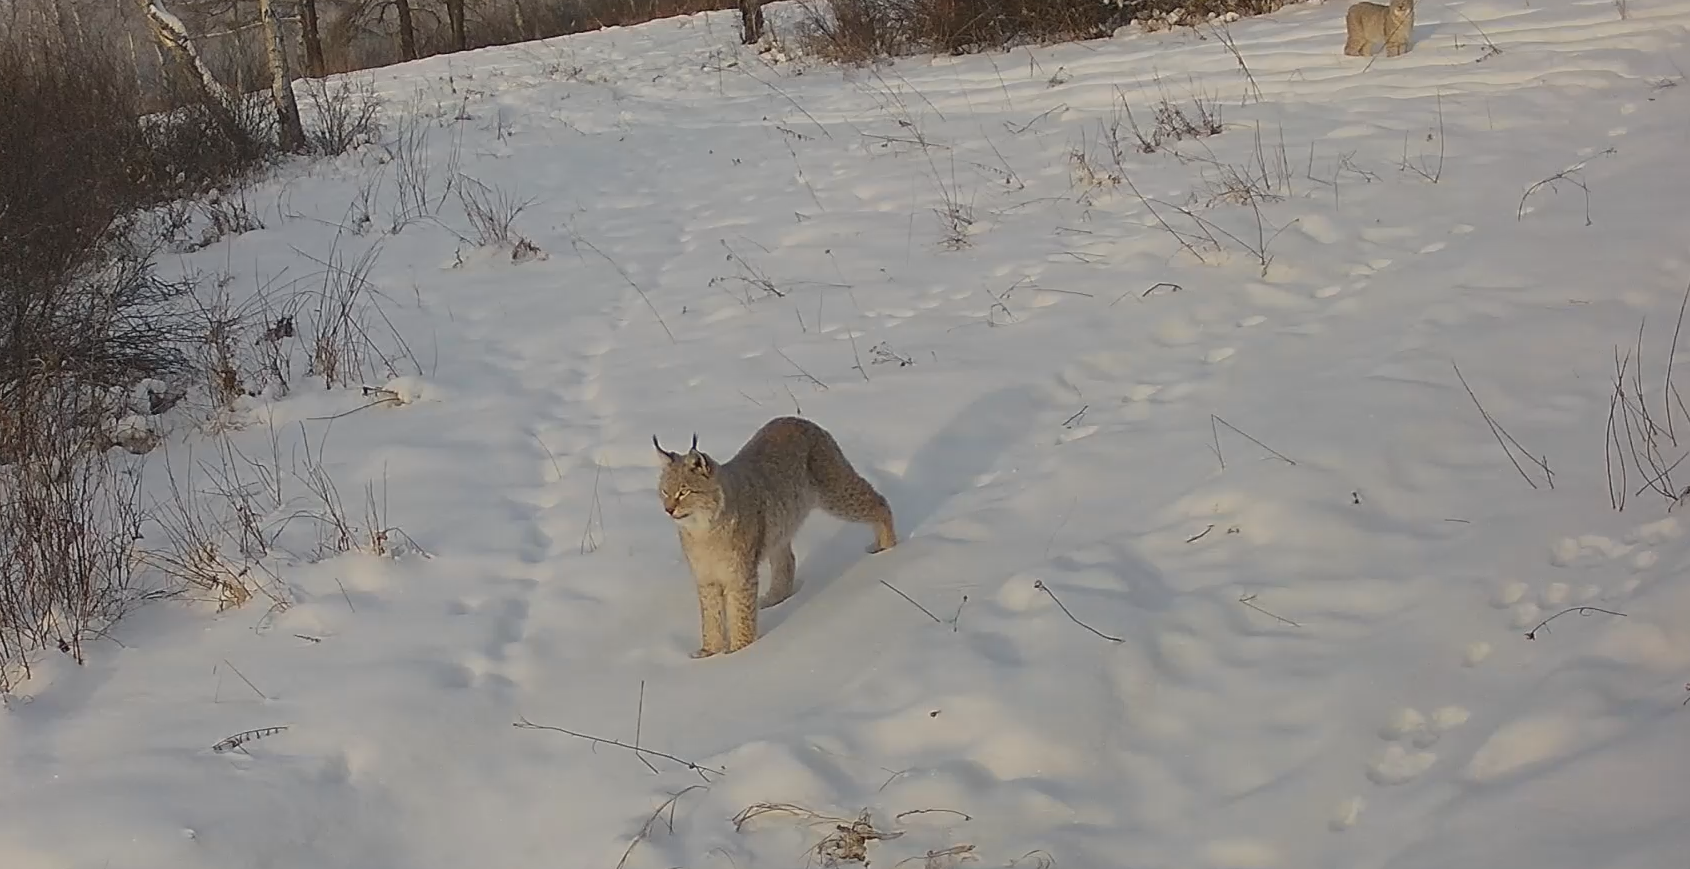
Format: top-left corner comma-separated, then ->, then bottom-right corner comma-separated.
1344,0 -> 1415,57
654,417 -> 898,658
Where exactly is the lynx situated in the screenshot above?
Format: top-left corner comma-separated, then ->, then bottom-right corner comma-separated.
1344,0 -> 1415,57
654,416 -> 897,658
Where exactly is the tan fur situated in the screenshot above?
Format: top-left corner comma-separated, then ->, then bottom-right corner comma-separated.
654,417 -> 897,658
1344,0 -> 1415,57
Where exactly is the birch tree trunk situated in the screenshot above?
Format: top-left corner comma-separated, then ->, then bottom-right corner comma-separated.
258,0 -> 305,152
136,0 -> 233,107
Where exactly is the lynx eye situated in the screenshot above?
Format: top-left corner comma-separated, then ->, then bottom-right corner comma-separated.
676,487 -> 692,498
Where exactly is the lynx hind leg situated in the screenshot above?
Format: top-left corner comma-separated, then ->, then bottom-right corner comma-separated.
810,446 -> 897,553
1343,7 -> 1372,56
725,569 -> 760,652
761,542 -> 797,609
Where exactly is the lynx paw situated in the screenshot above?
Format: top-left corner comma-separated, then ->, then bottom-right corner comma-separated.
690,647 -> 721,659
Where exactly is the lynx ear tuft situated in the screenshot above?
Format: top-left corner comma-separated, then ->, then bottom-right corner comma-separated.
653,435 -> 678,462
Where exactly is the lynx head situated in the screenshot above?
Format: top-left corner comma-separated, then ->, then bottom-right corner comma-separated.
1388,0 -> 1413,21
654,434 -> 723,525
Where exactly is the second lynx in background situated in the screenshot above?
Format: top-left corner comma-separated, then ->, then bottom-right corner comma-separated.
1344,0 -> 1415,57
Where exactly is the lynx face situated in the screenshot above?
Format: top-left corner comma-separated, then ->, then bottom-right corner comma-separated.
655,440 -> 724,526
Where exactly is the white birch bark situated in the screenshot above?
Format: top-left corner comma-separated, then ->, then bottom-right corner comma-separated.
137,0 -> 233,107
259,0 -> 305,151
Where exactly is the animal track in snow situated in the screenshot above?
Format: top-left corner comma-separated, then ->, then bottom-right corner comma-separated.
1365,704 -> 1468,785
1329,796 -> 1365,832
1366,744 -> 1436,786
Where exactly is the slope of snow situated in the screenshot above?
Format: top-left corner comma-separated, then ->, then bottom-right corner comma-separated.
6,1 -> 1690,867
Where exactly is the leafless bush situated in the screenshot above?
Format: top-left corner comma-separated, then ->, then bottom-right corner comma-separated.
0,379 -> 144,690
139,442 -> 282,612
194,186 -> 266,249
455,175 -> 538,253
136,416 -> 417,619
797,0 -> 1291,61
793,0 -> 909,62
298,233 -> 421,389
385,107 -> 456,233
1129,0 -> 1294,29
293,436 -> 417,559
1125,88 -> 1224,154
300,74 -> 384,156
798,0 -> 1118,60
1606,287 -> 1690,511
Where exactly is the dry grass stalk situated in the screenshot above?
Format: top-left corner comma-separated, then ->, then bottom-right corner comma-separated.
615,785 -> 709,869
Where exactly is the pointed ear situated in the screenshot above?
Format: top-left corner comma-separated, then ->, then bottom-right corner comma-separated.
653,435 -> 678,462
685,450 -> 714,476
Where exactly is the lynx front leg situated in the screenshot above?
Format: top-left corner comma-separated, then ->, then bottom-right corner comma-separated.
692,581 -> 727,658
724,569 -> 761,653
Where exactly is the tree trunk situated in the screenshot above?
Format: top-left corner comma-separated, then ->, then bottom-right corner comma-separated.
512,0 -> 528,41
258,0 -> 305,152
394,0 -> 417,61
446,0 -> 466,52
739,0 -> 764,45
299,0 -> 324,77
137,0 -> 234,106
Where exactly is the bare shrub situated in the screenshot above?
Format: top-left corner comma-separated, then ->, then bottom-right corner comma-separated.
300,74 -> 384,156
456,175 -> 538,251
195,187 -> 266,248
0,380 -> 144,690
794,0 -> 908,62
798,0 -> 1119,59
298,233 -> 421,389
1605,287 -> 1690,511
0,4 -> 296,683
140,444 -> 278,612
798,0 -> 1295,60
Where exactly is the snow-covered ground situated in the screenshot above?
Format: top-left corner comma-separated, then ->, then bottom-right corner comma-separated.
7,0 -> 1690,866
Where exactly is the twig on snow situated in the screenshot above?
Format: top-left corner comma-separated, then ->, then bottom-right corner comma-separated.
1524,606 -> 1627,639
1033,580 -> 1123,643
1238,593 -> 1301,627
880,580 -> 942,624
212,725 -> 290,753
1453,362 -> 1554,489
513,716 -> 726,779
1210,414 -> 1297,469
